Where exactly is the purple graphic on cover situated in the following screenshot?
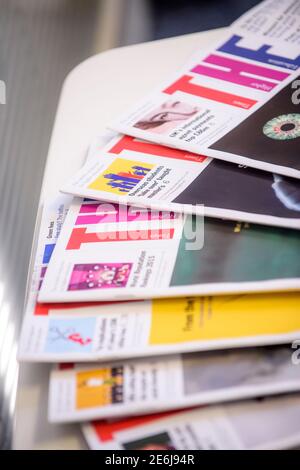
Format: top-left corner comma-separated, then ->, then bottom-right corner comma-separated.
76,202 -> 178,225
191,54 -> 289,92
68,262 -> 133,290
38,266 -> 48,290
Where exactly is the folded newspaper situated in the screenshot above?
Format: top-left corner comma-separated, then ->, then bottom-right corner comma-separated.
111,0 -> 300,179
19,195 -> 300,362
48,346 -> 300,423
38,196 -> 300,302
61,132 -> 300,230
82,395 -> 300,450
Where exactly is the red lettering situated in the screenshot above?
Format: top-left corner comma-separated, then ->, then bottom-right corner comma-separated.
164,75 -> 257,109
67,227 -> 174,249
109,134 -> 206,163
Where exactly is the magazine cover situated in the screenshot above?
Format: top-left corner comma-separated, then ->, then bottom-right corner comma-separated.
38,197 -> 300,302
19,195 -> 300,362
111,0 -> 300,179
48,346 -> 300,422
82,395 -> 300,450
82,411 -> 180,450
61,132 -> 300,229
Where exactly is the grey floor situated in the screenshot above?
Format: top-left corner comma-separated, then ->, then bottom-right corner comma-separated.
0,0 -> 261,449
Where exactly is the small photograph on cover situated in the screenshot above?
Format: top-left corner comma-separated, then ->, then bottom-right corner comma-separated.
123,431 -> 176,450
182,347 -> 295,395
173,160 -> 300,218
170,217 -> 300,286
76,366 -> 124,409
134,100 -> 199,134
68,263 -> 132,290
210,77 -> 300,171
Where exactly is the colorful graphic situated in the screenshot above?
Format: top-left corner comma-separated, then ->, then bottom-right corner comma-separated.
263,114 -> 300,140
68,263 -> 132,290
45,317 -> 95,353
76,366 -> 124,409
88,158 -> 154,195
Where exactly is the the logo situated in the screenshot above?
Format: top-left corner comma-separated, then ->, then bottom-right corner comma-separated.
88,158 -> 154,195
68,262 -> 133,290
45,318 -> 95,353
263,114 -> 300,140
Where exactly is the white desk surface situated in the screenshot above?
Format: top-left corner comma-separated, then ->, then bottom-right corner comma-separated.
14,28 -> 224,450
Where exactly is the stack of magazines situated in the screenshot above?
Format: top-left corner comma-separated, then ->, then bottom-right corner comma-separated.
19,0 -> 300,450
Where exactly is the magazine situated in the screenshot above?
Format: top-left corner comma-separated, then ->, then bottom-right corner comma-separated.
61,132 -> 300,230
48,346 -> 300,423
82,394 -> 300,450
19,195 -> 300,362
111,0 -> 300,179
83,411 -> 181,450
38,196 -> 300,302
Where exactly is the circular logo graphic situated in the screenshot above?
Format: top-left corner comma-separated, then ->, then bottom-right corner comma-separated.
263,114 -> 300,140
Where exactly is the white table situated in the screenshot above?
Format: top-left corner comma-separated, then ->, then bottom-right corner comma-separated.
14,28 -> 224,450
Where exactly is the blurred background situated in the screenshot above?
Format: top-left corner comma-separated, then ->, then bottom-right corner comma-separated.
0,0 -> 261,449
